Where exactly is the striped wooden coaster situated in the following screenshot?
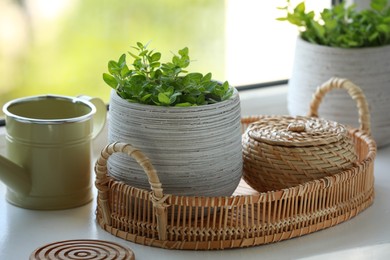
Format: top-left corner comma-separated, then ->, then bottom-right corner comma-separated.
30,239 -> 135,260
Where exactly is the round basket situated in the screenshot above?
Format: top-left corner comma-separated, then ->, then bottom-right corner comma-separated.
242,115 -> 358,192
95,77 -> 376,250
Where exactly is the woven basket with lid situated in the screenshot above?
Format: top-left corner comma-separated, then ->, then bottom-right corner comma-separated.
243,89 -> 362,192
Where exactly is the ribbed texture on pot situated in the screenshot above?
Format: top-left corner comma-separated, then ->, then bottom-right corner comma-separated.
288,37 -> 390,147
107,90 -> 242,196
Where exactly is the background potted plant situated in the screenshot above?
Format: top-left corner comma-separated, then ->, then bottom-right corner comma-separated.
278,0 -> 390,147
102,42 -> 242,196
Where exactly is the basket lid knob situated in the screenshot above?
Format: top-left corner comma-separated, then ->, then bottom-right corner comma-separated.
287,122 -> 306,132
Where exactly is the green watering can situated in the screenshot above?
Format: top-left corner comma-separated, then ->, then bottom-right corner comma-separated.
0,94 -> 106,210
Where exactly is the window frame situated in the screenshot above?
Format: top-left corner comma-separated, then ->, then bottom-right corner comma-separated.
0,0 -> 342,126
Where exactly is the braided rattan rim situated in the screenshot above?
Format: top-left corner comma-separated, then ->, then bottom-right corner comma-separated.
308,77 -> 371,135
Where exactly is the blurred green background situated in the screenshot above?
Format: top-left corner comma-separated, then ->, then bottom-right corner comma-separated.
0,0 -> 225,116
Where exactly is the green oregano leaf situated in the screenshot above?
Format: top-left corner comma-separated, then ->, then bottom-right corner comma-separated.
102,73 -> 117,89
175,102 -> 192,107
158,93 -> 171,105
136,42 -> 144,49
118,54 -> 126,67
141,93 -> 152,102
103,42 -> 233,106
371,0 -> 387,12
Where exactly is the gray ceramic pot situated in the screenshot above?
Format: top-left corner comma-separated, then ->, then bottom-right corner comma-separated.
288,37 -> 390,147
107,89 -> 242,196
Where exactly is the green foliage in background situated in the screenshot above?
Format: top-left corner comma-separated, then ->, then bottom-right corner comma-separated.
277,0 -> 390,48
103,42 -> 232,106
0,0 -> 225,115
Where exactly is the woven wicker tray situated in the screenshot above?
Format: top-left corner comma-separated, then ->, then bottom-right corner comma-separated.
95,77 -> 376,250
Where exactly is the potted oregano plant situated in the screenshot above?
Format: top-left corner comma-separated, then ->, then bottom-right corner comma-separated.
103,42 -> 242,196
278,0 -> 390,147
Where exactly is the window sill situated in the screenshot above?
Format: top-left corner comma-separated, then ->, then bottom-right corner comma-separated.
239,84 -> 287,116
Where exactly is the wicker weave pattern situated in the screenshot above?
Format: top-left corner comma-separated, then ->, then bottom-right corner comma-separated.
242,116 -> 358,191
95,129 -> 375,250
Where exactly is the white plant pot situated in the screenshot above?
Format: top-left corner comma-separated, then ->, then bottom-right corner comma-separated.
107,89 -> 242,196
288,37 -> 390,147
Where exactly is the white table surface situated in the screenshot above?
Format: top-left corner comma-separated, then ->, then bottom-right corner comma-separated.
1,89 -> 390,259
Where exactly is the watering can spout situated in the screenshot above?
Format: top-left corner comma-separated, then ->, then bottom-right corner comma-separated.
0,154 -> 30,195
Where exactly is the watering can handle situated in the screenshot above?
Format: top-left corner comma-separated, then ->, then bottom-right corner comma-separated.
308,77 -> 371,135
77,95 -> 107,139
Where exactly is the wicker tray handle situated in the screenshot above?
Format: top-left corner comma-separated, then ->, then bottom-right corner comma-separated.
95,142 -> 168,240
308,77 -> 371,135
